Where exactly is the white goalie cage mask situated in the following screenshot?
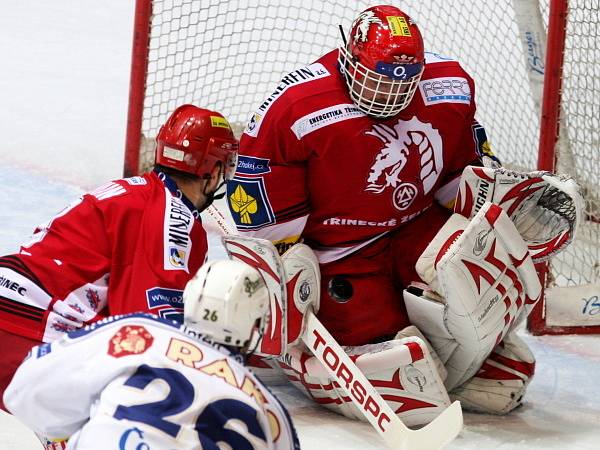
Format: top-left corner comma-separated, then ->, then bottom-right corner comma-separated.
183,259 -> 269,348
339,45 -> 424,119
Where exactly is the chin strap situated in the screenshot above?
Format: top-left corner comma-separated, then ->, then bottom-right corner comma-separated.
198,180 -> 227,212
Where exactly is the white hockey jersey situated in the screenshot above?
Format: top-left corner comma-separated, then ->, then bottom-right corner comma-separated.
4,314 -> 300,450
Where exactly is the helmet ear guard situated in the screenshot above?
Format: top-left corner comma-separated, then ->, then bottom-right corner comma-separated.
183,260 -> 269,349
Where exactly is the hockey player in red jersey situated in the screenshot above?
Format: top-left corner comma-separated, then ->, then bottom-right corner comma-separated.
0,104 -> 238,412
227,5 -> 582,424
4,259 -> 300,450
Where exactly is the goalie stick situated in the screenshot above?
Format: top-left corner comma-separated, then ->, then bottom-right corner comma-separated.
209,208 -> 462,449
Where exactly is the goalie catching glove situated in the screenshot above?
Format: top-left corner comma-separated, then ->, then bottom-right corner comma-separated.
455,165 -> 583,262
404,202 -> 542,391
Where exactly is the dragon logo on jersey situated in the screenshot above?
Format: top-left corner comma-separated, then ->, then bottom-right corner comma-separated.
108,325 -> 154,358
365,116 -> 443,211
353,11 -> 383,43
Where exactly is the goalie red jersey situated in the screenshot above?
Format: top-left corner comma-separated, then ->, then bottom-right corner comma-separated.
228,50 -> 489,260
0,170 -> 208,343
227,50 -> 492,345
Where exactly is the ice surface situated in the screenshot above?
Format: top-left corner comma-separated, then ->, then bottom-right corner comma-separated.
1,1 -> 599,449
0,0 -> 132,189
1,164 -> 599,449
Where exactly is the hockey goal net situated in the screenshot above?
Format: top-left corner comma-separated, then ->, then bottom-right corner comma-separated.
124,0 -> 600,334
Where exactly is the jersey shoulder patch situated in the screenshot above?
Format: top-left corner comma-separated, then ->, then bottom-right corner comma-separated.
418,56 -> 472,107
227,176 -> 275,230
244,62 -> 332,138
123,176 -> 148,186
107,323 -> 155,358
418,75 -> 472,106
290,103 -> 365,139
146,287 -> 184,323
235,155 -> 272,176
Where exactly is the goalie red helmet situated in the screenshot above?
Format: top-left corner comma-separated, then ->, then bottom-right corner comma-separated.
155,104 -> 238,180
339,5 -> 425,118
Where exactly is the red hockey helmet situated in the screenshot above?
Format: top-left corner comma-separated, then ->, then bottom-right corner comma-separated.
339,5 -> 425,118
155,105 -> 238,181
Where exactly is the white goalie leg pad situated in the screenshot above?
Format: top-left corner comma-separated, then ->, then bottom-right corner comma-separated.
455,165 -> 583,262
450,331 -> 535,414
279,326 -> 451,427
245,242 -> 321,384
405,203 -> 541,391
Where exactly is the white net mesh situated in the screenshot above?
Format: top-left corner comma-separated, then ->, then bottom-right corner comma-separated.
138,0 -> 542,168
549,0 -> 600,287
132,0 -> 599,291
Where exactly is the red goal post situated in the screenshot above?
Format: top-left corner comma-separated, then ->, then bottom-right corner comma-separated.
528,0 -> 600,334
124,0 -> 600,334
